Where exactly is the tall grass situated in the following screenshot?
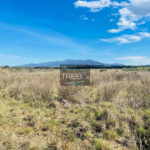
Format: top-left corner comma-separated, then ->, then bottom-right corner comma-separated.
0,69 -> 150,149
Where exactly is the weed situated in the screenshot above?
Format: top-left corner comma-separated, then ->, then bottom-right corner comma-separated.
18,127 -> 32,135
102,129 -> 118,140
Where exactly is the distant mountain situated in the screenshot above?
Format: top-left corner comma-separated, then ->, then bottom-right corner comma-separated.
17,59 -> 125,67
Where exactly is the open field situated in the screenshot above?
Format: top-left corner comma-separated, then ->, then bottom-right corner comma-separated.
0,68 -> 150,150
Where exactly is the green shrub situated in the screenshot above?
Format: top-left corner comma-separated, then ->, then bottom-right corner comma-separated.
129,68 -> 139,71
95,110 -> 104,119
50,67 -> 54,71
93,138 -> 110,150
28,67 -> 34,72
105,119 -> 117,129
100,69 -> 107,72
93,138 -> 104,150
102,129 -> 118,140
122,68 -> 129,71
136,126 -> 146,136
91,119 -> 98,125
84,132 -> 93,138
19,127 -> 32,135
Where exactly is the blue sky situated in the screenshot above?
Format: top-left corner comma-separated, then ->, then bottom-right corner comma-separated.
0,0 -> 150,66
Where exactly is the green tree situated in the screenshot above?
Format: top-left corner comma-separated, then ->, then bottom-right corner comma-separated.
3,65 -> 9,68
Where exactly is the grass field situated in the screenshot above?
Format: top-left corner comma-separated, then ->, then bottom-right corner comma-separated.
0,68 -> 150,150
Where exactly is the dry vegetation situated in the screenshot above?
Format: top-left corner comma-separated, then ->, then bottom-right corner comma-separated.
0,68 -> 150,150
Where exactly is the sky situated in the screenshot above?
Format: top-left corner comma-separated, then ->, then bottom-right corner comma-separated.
0,0 -> 150,66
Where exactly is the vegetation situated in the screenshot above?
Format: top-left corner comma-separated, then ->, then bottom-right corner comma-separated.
28,67 -> 34,72
3,65 -> 10,68
122,67 -> 150,72
99,69 -> 107,72
0,68 -> 150,149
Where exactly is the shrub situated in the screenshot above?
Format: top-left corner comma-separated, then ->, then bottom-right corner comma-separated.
136,126 -> 146,136
129,68 -> 139,71
91,119 -> 98,125
28,67 -> 34,72
15,67 -> 22,70
122,68 -> 129,71
102,129 -> 118,140
100,69 -> 107,72
95,110 -> 104,120
19,127 -> 32,135
105,119 -> 117,129
50,67 -> 54,71
93,138 -> 104,150
93,138 -> 111,150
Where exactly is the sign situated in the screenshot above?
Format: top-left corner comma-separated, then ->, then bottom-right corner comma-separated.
60,65 -> 90,86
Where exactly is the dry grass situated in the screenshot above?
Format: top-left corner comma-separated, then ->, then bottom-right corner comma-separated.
0,68 -> 150,150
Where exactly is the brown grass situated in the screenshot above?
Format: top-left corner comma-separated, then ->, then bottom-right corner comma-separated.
0,68 -> 150,150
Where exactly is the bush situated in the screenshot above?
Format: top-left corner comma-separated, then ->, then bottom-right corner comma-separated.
15,67 -> 22,71
136,126 -> 146,136
50,67 -> 54,71
100,69 -> 107,72
102,129 -> 118,140
28,67 -> 34,72
18,127 -> 32,135
122,68 -> 129,71
129,68 -> 139,71
93,138 -> 110,150
93,138 -> 104,150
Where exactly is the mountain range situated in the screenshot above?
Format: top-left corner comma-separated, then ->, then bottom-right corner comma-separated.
18,59 -> 125,67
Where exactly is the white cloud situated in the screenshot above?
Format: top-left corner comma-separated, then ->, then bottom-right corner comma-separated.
83,17 -> 88,20
91,19 -> 95,21
111,1 -> 130,7
140,28 -> 148,32
139,32 -> 150,37
108,28 -> 123,33
129,0 -> 150,17
101,32 -> 150,44
117,8 -> 138,29
74,0 -> 150,33
108,0 -> 150,33
0,54 -> 18,59
110,19 -> 114,22
115,56 -> 150,65
108,7 -> 138,33
111,13 -> 119,17
74,0 -> 129,12
74,0 -> 111,12
116,56 -> 144,60
138,21 -> 145,25
80,15 -> 88,20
